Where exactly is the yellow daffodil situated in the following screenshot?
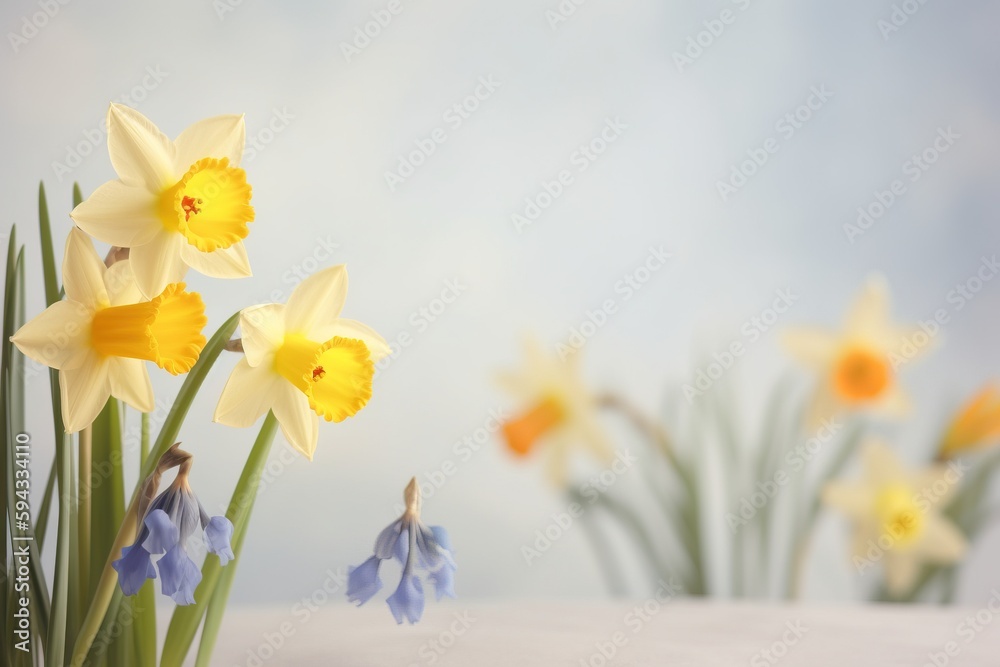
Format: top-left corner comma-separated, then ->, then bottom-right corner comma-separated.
939,385 -> 1000,458
823,441 -> 967,596
783,275 -> 921,423
498,339 -> 613,486
213,265 -> 389,460
11,229 -> 207,432
71,103 -> 255,298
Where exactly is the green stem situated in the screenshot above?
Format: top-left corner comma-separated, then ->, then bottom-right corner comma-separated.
194,413 -> 280,666
78,425 -> 92,605
578,510 -> 628,596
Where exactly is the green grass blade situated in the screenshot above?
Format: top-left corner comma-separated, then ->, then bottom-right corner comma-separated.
70,312 -> 241,667
34,460 -> 56,552
168,411 -> 279,667
37,183 -> 60,308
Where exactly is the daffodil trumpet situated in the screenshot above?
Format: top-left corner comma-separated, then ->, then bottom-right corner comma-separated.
71,103 -> 256,299
10,228 -> 208,432
498,338 -> 614,486
823,441 -> 967,597
784,275 -> 926,425
938,385 -> 1000,460
214,264 -> 389,459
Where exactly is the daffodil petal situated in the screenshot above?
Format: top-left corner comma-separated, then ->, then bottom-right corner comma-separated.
108,357 -> 154,413
107,103 -> 176,190
885,552 -> 919,596
59,354 -> 111,433
104,260 -> 143,307
179,240 -> 252,279
916,515 -> 967,563
214,358 -> 281,427
845,274 -> 891,339
782,328 -> 838,367
271,382 -> 318,460
285,265 -> 348,336
821,481 -> 870,519
873,386 -> 910,418
10,300 -> 91,370
312,319 -> 390,361
63,228 -> 110,309
173,114 -> 246,171
861,440 -> 906,486
240,304 -> 285,367
129,230 -> 188,299
70,179 -> 161,248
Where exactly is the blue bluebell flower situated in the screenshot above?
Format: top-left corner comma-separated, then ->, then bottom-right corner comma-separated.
347,478 -> 456,624
112,444 -> 235,605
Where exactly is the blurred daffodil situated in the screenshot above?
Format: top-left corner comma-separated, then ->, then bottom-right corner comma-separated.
11,229 -> 206,432
823,441 -> 967,596
939,385 -> 1000,459
71,103 -> 255,298
213,265 -> 389,459
498,339 -> 613,486
784,275 -> 922,423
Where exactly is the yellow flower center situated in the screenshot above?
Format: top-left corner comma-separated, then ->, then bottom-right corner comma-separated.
90,283 -> 207,375
502,396 -> 566,456
875,484 -> 923,546
832,345 -> 890,403
158,157 -> 254,253
272,333 -> 374,422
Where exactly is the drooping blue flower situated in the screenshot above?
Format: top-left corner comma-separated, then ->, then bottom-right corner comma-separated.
347,478 -> 456,624
113,445 -> 235,606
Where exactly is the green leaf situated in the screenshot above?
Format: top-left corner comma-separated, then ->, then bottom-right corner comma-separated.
70,312 -> 241,667
37,183 -> 60,308
170,411 -> 280,667
89,400 -> 125,603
